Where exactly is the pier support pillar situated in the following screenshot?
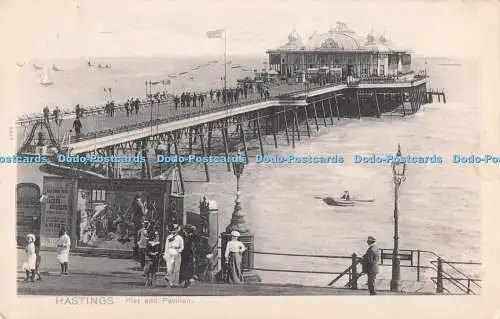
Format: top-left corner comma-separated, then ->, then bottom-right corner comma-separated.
303,105 -> 311,137
198,125 -> 210,182
312,102 -> 319,131
334,95 -> 341,120
256,112 -> 264,157
283,107 -> 290,145
356,91 -> 362,119
327,97 -> 334,124
272,112 -> 278,148
294,109 -> 300,141
239,116 -> 249,163
321,100 -> 327,126
374,94 -> 381,118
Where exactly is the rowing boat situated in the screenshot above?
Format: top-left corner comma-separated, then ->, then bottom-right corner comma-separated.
323,197 -> 354,206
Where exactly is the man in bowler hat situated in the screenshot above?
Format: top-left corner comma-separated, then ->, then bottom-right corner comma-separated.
362,236 -> 379,295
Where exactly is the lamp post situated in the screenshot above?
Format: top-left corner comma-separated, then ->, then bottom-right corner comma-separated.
390,144 -> 406,292
221,151 -> 261,282
226,150 -> 248,233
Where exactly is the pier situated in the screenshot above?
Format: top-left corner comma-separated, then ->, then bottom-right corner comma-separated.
17,77 -> 428,179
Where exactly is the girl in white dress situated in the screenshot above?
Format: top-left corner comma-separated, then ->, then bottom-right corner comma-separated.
57,228 -> 71,275
23,234 -> 37,282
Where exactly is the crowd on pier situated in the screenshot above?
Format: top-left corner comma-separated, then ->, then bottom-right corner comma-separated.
34,81 -> 273,143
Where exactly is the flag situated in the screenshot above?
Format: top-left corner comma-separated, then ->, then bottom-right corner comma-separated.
150,81 -> 161,85
206,29 -> 224,39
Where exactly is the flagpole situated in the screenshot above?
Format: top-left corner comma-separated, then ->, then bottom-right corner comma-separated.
224,28 -> 227,105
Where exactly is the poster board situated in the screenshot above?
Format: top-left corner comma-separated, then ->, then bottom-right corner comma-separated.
40,177 -> 76,248
16,183 -> 41,246
76,179 -> 174,252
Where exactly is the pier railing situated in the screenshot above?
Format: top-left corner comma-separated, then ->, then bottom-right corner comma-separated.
244,248 -> 480,294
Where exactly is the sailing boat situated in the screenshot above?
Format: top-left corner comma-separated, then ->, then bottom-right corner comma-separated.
40,69 -> 53,86
17,62 -> 25,68
33,63 -> 43,70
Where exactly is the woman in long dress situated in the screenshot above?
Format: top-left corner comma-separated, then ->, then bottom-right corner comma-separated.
57,228 -> 71,275
179,225 -> 196,288
224,231 -> 246,284
23,234 -> 37,282
163,224 -> 184,287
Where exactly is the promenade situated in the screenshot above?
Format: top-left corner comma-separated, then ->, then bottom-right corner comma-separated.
16,250 -> 433,296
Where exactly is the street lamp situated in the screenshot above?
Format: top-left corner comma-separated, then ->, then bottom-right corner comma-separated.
226,150 -> 248,233
390,144 -> 406,292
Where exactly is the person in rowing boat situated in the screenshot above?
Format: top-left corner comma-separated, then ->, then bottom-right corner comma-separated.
340,190 -> 350,201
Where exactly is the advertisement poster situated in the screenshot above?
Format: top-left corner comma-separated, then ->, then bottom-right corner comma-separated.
75,179 -> 173,251
40,177 -> 76,248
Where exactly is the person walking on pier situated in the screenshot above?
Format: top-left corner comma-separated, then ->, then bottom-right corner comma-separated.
135,98 -> 140,114
361,236 -> 379,295
52,107 -> 61,125
216,90 -> 221,103
174,95 -> 179,110
72,116 -> 82,137
43,105 -> 50,122
192,93 -> 197,107
56,227 -> 71,275
199,93 -> 204,107
164,224 -> 184,288
209,90 -> 214,102
125,99 -> 130,117
224,231 -> 246,284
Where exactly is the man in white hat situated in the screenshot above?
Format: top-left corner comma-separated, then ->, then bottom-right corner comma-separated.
361,236 -> 380,295
224,231 -> 246,284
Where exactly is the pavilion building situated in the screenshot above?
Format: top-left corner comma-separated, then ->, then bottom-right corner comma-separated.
266,22 -> 412,80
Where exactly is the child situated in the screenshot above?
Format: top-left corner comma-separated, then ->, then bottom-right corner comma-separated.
144,231 -> 161,288
23,234 -> 37,282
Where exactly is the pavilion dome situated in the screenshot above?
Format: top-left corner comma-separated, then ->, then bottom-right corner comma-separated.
306,22 -> 363,51
279,28 -> 305,50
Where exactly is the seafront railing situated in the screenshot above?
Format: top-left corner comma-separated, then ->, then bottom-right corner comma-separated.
244,248 -> 480,294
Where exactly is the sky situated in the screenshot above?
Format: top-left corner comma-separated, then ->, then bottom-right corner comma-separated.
0,0 -> 499,59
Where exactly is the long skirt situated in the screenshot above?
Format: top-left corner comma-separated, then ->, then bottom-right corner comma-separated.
179,253 -> 194,283
57,249 -> 69,264
227,252 -> 244,284
165,254 -> 181,285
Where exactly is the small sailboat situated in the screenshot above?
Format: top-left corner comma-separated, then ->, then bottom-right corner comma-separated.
17,62 -> 25,68
40,69 -> 53,86
52,64 -> 63,71
33,63 -> 43,70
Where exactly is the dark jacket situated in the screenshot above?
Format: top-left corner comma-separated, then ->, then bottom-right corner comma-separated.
362,245 -> 380,274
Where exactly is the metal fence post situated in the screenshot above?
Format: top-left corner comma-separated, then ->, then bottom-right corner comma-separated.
436,257 -> 444,293
351,253 -> 358,290
417,250 -> 421,282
